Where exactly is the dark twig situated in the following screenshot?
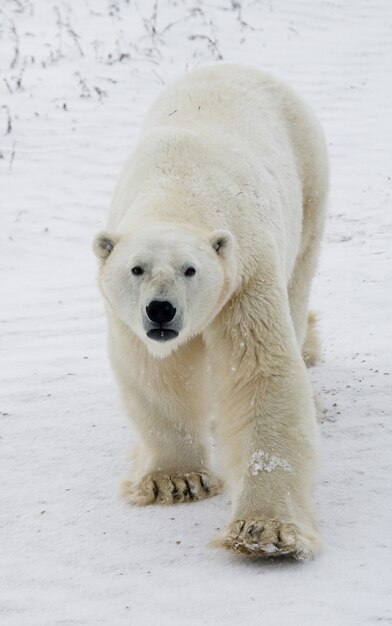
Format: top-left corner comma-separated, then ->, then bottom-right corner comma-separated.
1,106 -> 12,135
10,21 -> 20,69
54,6 -> 84,57
188,34 -> 223,60
75,72 -> 91,98
4,78 -> 13,94
152,68 -> 165,84
66,20 -> 84,57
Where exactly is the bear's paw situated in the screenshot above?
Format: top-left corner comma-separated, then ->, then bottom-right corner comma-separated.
122,471 -> 223,505
215,518 -> 319,561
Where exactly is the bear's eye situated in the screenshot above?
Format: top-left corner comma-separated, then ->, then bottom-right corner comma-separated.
184,266 -> 196,277
131,266 -> 144,276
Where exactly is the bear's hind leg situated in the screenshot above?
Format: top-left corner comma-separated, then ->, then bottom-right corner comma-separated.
288,239 -> 323,367
302,311 -> 322,367
288,185 -> 327,366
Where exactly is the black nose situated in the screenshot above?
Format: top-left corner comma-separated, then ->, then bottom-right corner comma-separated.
146,300 -> 176,324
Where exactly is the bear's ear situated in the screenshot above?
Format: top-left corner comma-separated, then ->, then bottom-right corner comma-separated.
93,231 -> 120,261
209,229 -> 235,259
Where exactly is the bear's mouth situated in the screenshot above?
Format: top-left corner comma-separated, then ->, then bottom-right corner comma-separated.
146,328 -> 179,342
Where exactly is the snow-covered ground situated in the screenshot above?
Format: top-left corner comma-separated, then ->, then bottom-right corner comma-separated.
1,1 -> 391,624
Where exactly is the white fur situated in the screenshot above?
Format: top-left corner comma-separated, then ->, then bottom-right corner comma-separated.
94,64 -> 328,560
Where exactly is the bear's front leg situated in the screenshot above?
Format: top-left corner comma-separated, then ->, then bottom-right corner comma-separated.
206,280 -> 320,560
109,329 -> 222,505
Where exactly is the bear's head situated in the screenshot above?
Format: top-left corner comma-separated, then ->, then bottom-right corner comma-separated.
93,222 -> 238,358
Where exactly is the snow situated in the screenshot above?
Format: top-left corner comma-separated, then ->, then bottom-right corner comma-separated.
248,451 -> 293,475
1,0 -> 392,624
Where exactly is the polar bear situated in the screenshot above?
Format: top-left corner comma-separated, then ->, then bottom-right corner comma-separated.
93,64 -> 328,560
